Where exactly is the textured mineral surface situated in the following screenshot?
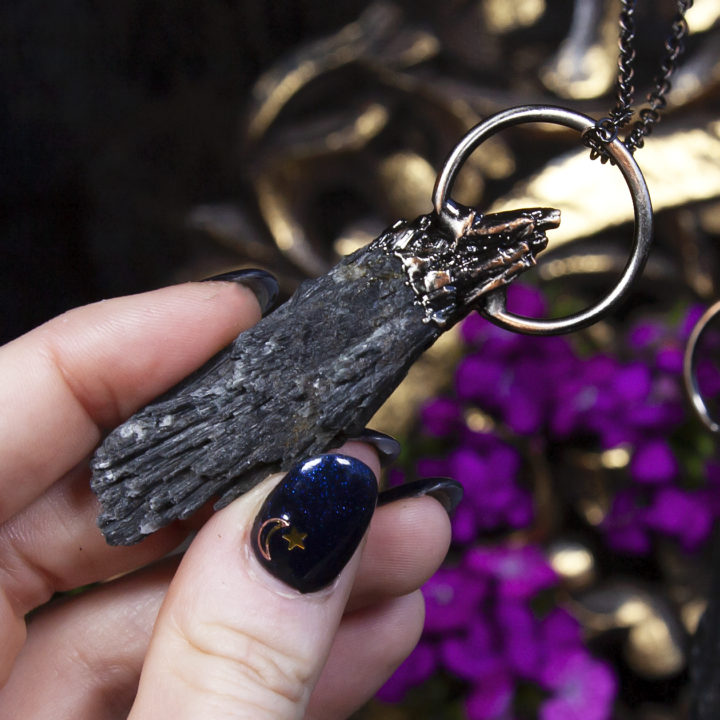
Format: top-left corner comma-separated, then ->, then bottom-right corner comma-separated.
91,203 -> 558,544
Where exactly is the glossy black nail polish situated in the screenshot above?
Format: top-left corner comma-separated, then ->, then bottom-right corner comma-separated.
347,428 -> 401,467
251,454 -> 377,593
378,477 -> 463,515
202,268 -> 279,315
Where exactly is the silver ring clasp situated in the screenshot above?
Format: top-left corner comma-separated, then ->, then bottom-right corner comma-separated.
684,300 -> 720,434
432,105 -> 653,336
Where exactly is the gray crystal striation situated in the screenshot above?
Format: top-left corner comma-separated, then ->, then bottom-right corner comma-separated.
91,202 -> 559,544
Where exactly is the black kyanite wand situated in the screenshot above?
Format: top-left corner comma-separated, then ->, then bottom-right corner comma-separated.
90,200 -> 560,544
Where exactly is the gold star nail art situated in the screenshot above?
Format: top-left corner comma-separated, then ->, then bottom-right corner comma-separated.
282,525 -> 308,551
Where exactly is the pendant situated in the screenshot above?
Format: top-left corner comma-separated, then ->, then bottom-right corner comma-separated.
434,105 -> 653,335
90,105 -> 653,545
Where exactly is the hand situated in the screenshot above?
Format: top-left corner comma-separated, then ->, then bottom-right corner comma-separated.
0,280 -> 451,719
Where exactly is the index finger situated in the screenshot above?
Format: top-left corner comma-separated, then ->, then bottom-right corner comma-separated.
0,281 -> 261,525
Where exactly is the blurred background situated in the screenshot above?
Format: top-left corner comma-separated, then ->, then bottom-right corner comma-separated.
3,1 -> 720,717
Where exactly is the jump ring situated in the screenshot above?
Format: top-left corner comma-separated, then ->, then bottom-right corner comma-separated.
432,105 -> 653,335
591,117 -> 619,144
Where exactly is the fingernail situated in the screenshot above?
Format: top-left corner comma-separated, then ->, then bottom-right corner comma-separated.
346,428 -> 401,467
251,454 -> 378,593
378,478 -> 463,515
202,268 -> 279,315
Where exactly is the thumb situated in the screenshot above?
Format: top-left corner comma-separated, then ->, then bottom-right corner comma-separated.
129,445 -> 379,720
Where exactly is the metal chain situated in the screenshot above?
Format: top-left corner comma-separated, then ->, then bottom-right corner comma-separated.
583,0 -> 693,163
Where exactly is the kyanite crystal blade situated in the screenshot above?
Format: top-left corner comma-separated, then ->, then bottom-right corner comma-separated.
91,202 -> 559,544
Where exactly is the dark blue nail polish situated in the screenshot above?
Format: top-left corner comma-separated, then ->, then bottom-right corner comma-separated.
251,454 -> 377,593
346,428 -> 401,467
378,477 -> 463,515
202,268 -> 279,315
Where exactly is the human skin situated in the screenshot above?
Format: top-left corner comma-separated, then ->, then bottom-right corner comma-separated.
0,281 -> 451,719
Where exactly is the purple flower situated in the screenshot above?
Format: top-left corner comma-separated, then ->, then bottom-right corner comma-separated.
612,362 -> 652,402
461,283 -> 545,351
456,355 -> 507,409
457,293 -> 578,437
466,546 -> 557,599
539,650 -> 617,720
550,355 -> 619,440
451,446 -> 490,487
441,618 -> 505,681
623,393 -> 684,434
451,503 -> 480,544
376,642 -> 437,702
697,356 -> 720,399
465,672 -> 515,720
505,491 -> 533,528
605,485 -> 715,553
682,304 -> 706,340
628,320 -> 664,350
644,487 -> 714,551
503,382 -> 545,434
547,336 -> 687,451
382,536 -> 615,717
487,442 -> 522,482
540,608 -> 582,649
381,288 -> 710,716
461,310 -> 513,349
496,600 -> 540,677
506,283 -> 547,318
450,447 -> 517,526
426,435 -> 533,537
421,397 -> 463,438
656,345 -> 684,374
416,437 -> 532,538
629,439 -> 678,484
423,566 -> 487,633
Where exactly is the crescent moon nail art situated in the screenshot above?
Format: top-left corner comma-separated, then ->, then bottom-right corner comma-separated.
251,454 -> 377,593
256,517 -> 290,561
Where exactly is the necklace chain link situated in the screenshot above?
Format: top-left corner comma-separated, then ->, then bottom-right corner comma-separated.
584,0 -> 693,163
